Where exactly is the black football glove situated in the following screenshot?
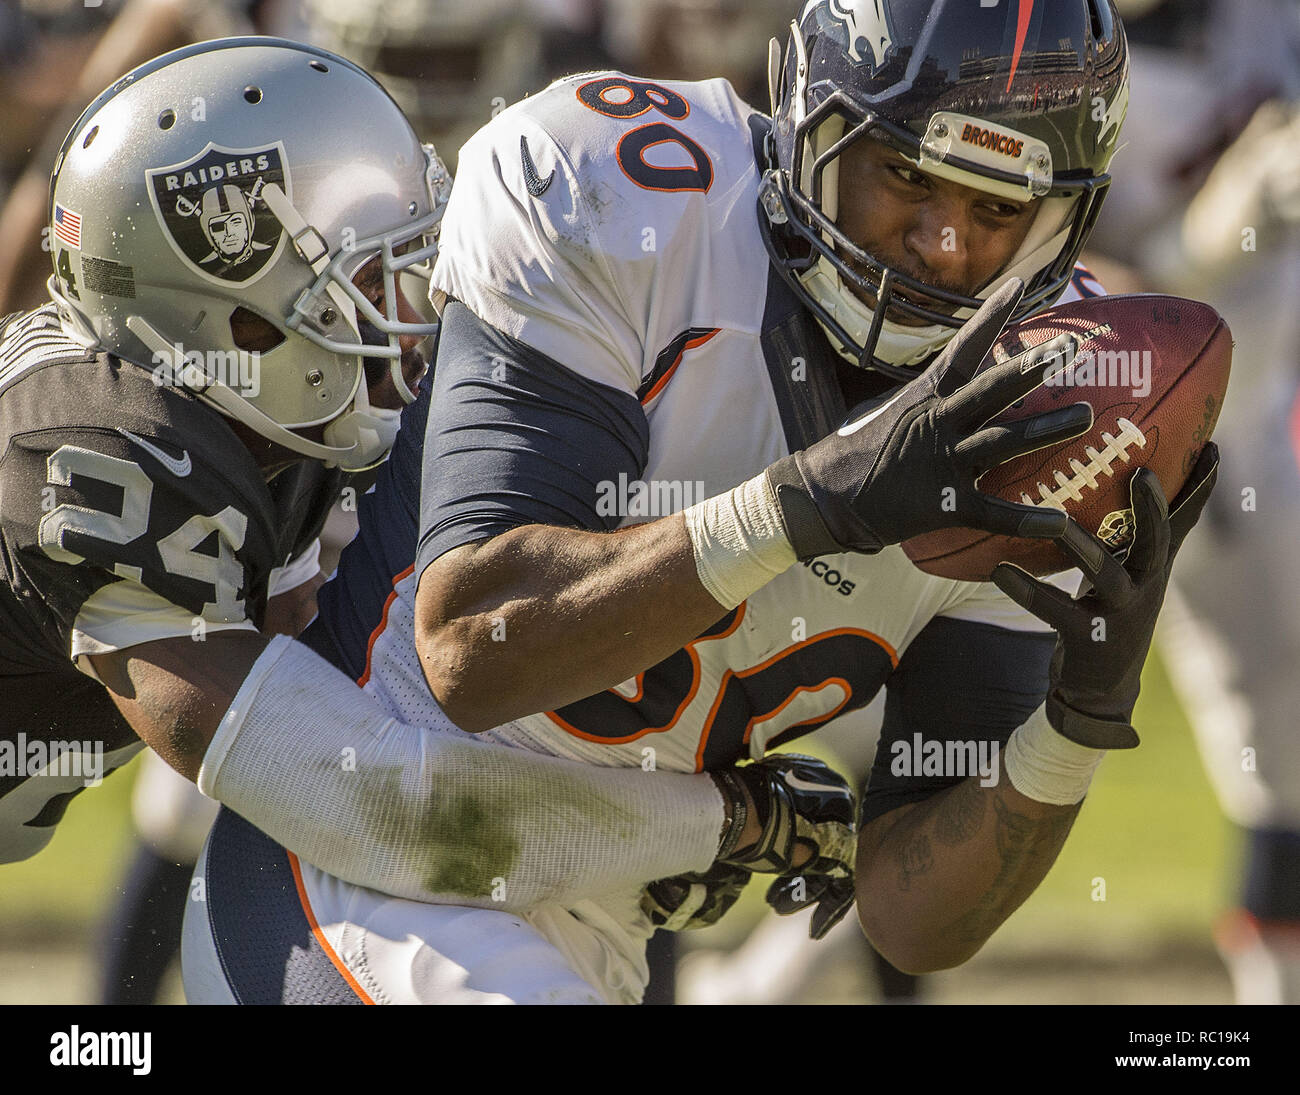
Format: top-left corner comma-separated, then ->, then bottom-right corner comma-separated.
641,861 -> 751,931
640,860 -> 853,939
765,278 -> 1095,560
991,443 -> 1220,748
717,753 -> 857,940
762,849 -> 857,942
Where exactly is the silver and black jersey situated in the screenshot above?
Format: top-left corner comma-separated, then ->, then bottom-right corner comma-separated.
0,305 -> 342,861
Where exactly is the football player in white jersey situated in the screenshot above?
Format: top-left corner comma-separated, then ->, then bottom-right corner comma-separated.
186,1 -> 1220,1004
2,39 -> 849,990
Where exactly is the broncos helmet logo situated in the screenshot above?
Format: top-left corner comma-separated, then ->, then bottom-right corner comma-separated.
804,0 -> 896,71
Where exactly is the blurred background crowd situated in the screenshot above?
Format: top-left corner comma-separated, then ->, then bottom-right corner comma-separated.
0,0 -> 1296,1006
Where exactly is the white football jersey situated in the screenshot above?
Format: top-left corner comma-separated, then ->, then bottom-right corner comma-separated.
347,73 -> 1099,1002
368,72 -> 1098,775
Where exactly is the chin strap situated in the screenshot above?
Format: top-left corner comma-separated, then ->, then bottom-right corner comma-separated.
322,386 -> 402,472
125,315 -> 357,465
264,179 -> 434,411
258,183 -> 359,333
800,256 -> 950,371
262,179 -> 427,463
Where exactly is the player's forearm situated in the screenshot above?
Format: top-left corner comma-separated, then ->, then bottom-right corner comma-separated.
415,518 -> 730,732
91,630 -> 268,780
97,631 -> 731,905
855,769 -> 1080,974
201,635 -> 724,908
90,582 -> 332,778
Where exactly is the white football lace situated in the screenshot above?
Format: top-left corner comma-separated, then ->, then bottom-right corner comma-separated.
1020,417 -> 1147,509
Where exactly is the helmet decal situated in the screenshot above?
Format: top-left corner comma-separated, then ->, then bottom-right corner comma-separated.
146,142 -> 289,287
1095,76 -> 1129,154
806,0 -> 897,72
1005,0 -> 1036,91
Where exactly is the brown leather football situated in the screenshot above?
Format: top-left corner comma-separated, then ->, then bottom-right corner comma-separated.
902,294 -> 1232,581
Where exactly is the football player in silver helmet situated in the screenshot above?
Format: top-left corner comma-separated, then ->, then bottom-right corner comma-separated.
2,39 -> 831,951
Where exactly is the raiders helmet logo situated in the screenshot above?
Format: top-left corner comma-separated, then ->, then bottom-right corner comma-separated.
805,0 -> 896,72
146,142 -> 290,287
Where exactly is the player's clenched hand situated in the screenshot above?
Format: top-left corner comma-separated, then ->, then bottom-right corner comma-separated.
764,278 -> 1094,560
642,754 -> 856,936
642,862 -> 751,931
718,753 -> 856,939
992,444 -> 1220,749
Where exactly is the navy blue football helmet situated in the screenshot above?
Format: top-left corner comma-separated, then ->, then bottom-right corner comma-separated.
761,0 -> 1129,379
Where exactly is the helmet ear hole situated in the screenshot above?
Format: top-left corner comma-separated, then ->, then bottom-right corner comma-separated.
230,307 -> 285,352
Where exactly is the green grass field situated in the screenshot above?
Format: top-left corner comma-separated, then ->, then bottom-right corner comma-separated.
0,748 -> 138,935
0,652 -> 1240,1003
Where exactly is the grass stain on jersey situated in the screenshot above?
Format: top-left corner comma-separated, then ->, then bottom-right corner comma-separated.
348,763 -> 639,902
337,764 -> 519,898
422,792 -> 515,896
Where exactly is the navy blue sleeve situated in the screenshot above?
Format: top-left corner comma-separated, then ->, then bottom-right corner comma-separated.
302,367 -> 432,680
859,617 -> 1055,826
415,302 -> 650,577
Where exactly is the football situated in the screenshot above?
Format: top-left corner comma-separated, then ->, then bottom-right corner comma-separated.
901,294 -> 1232,582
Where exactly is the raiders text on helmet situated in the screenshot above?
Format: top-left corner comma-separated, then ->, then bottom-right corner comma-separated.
47,38 -> 452,470
762,0 -> 1129,379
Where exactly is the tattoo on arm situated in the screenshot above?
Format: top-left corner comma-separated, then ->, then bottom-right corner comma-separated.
883,776 -> 986,891
945,791 -> 1079,944
897,832 -> 932,891
873,773 -> 1076,946
932,773 -> 987,847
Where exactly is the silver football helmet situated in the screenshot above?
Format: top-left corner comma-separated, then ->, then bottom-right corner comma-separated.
48,37 -> 452,470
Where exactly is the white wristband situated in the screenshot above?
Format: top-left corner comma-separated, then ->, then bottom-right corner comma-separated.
683,472 -> 797,609
1003,703 -> 1106,806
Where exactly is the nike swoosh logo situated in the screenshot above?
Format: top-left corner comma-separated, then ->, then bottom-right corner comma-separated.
782,772 -> 842,795
837,390 -> 906,437
116,427 -> 192,477
520,135 -> 555,197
